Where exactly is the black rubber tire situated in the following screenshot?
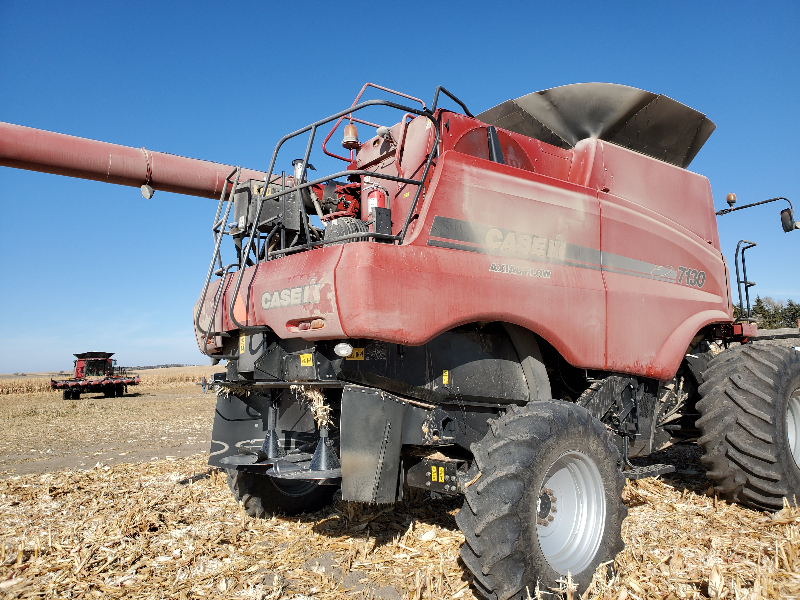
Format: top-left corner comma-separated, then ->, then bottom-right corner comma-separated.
62,390 -> 71,400
697,343 -> 800,511
115,384 -> 124,398
226,470 -> 337,518
323,217 -> 368,245
456,401 -> 626,599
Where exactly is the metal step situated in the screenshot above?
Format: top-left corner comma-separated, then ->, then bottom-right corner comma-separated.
219,454 -> 275,467
266,458 -> 341,481
219,451 -> 313,471
623,464 -> 675,480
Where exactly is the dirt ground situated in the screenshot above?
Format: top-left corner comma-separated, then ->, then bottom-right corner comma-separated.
0,385 -> 216,477
1,383 -> 799,598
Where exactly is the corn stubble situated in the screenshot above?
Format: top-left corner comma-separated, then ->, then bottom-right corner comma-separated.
0,374 -> 799,598
0,452 -> 798,599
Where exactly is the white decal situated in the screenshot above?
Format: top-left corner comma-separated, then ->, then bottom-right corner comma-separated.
261,278 -> 322,310
489,263 -> 552,279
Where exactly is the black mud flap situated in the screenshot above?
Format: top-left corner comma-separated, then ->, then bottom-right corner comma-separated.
340,385 -> 429,504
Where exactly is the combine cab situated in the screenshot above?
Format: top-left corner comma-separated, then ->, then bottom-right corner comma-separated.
50,352 -> 140,400
3,81 -> 799,598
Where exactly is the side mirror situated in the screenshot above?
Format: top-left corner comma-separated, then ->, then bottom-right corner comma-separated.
781,207 -> 800,232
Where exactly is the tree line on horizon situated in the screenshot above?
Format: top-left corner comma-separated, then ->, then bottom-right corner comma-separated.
734,296 -> 800,329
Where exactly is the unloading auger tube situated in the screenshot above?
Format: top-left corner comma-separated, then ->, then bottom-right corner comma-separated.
3,82 -> 799,599
0,121 -> 267,199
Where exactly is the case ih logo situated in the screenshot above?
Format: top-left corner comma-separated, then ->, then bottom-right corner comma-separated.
426,216 -> 703,286
261,279 -> 322,310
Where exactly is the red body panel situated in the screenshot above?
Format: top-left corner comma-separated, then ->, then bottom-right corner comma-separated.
195,246 -> 347,351
339,151 -> 607,369
181,109 -> 733,381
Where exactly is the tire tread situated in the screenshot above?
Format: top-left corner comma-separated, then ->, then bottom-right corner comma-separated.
697,343 -> 800,511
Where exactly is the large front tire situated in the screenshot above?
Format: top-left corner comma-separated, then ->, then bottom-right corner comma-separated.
697,343 -> 800,511
456,401 -> 626,599
226,470 -> 337,518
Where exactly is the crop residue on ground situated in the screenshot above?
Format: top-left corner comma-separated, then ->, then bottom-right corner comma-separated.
0,449 -> 799,599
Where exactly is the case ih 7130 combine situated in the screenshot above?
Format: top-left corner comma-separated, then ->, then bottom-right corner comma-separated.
2,82 -> 799,597
50,351 -> 140,399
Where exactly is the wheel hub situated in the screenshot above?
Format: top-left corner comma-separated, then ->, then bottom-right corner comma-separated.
536,487 -> 557,525
787,387 -> 800,468
535,451 -> 606,576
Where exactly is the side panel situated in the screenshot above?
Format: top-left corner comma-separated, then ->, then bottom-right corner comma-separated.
337,327 -> 530,404
195,244 -> 346,353
599,148 -> 731,378
600,141 -> 720,249
336,150 -> 606,369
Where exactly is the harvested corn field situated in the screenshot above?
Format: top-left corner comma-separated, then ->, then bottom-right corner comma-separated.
0,372 -> 219,476
1,451 -> 799,599
1,385 -> 799,599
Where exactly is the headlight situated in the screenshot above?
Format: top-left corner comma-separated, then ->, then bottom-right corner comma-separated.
334,342 -> 354,358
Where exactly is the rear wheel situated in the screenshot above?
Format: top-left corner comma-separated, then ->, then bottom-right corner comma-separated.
456,401 -> 626,599
226,470 -> 337,518
697,343 -> 800,511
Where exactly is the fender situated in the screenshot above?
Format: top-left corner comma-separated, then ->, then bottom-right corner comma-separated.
647,310 -> 731,380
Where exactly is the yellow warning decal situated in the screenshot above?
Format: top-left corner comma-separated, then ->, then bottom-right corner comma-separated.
239,334 -> 246,354
300,353 -> 313,367
403,191 -> 410,198
442,370 -> 449,385
346,348 -> 365,360
431,465 -> 437,481
438,466 -> 445,482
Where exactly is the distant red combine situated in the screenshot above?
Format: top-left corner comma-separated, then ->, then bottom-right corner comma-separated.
50,352 -> 140,400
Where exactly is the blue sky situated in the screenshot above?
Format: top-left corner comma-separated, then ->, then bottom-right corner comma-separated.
1,1 -> 798,372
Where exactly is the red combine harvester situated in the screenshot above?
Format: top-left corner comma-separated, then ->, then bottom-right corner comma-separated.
3,82 -> 800,597
50,352 -> 140,400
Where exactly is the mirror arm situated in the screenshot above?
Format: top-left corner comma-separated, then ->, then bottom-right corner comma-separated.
716,196 -> 792,216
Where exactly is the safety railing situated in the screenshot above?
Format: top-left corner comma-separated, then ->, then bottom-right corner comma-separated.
735,240 -> 757,321
193,167 -> 241,343
195,84 -> 474,343
226,97 -> 442,332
